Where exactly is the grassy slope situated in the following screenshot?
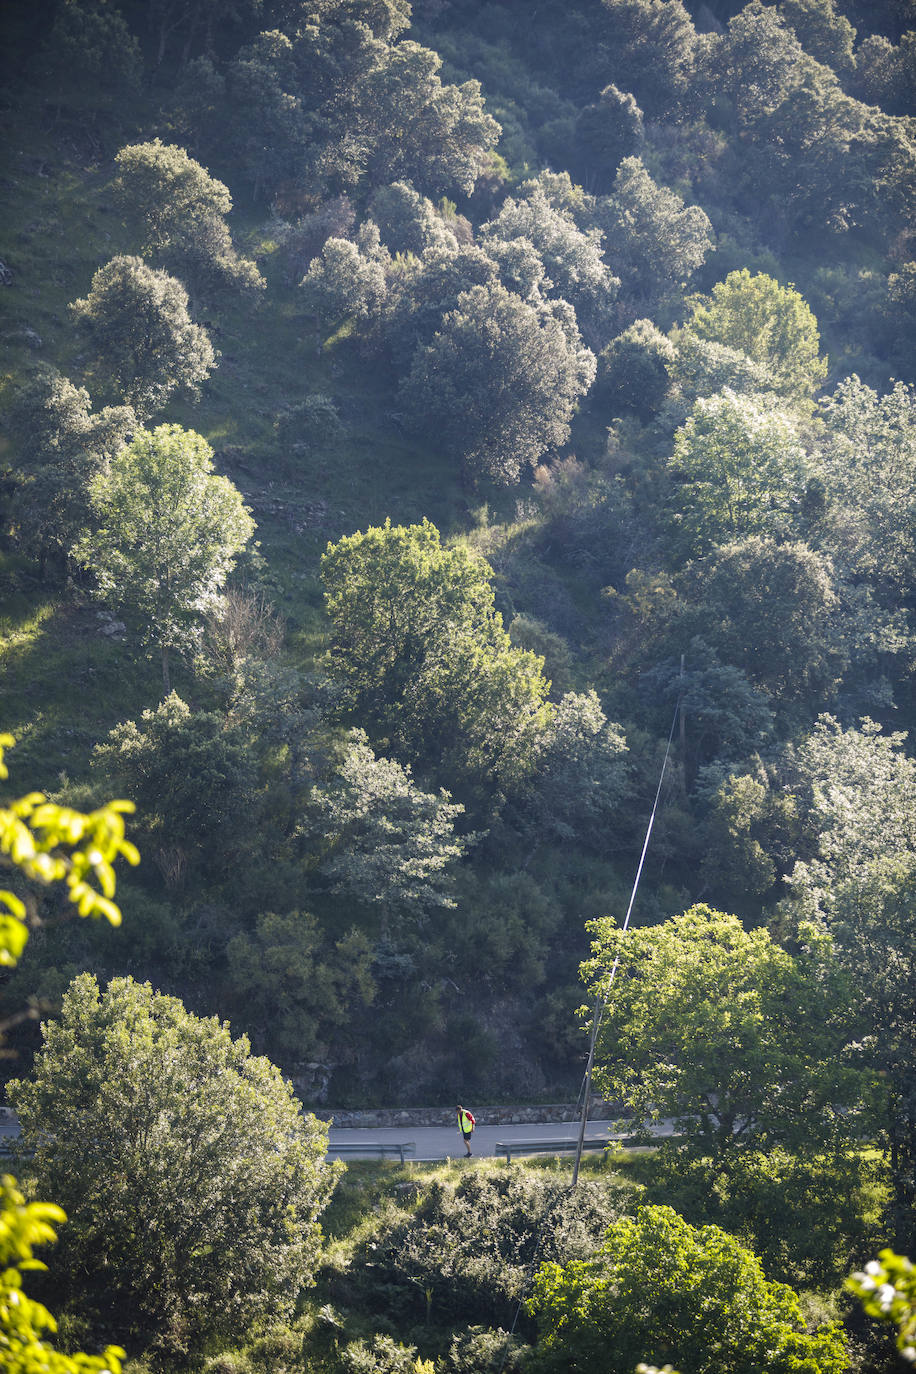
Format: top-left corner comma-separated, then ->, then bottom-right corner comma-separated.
0,89 -> 474,789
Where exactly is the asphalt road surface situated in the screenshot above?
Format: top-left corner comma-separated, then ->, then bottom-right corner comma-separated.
326,1119 -> 672,1162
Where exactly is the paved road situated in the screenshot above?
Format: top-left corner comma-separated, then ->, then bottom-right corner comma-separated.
326,1119 -> 671,1162
0,1109 -> 669,1164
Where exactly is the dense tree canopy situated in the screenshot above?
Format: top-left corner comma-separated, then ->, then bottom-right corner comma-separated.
321,519 -> 552,793
399,281 -> 595,484
114,139 -> 264,295
581,904 -> 860,1160
7,973 -> 339,1352
529,1204 -> 847,1374
681,269 -> 828,399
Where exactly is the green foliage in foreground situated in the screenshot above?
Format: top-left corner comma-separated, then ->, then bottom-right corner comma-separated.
0,1173 -> 124,1374
849,1250 -> 916,1364
1,731 -> 135,1374
8,973 -> 341,1355
332,1165 -> 638,1335
529,1203 -> 847,1374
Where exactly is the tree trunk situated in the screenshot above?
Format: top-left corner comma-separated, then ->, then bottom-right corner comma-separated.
162,643 -> 171,695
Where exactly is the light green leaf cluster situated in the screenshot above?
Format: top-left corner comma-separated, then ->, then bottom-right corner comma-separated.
530,1204 -> 847,1374
848,1250 -> 916,1363
669,388 -> 808,553
581,903 -> 861,1158
0,733 -> 138,964
682,269 -> 827,399
1,1175 -> 125,1374
8,974 -> 340,1352
321,519 -> 553,791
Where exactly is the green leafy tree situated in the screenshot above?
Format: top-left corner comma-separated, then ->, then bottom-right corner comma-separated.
303,729 -> 471,927
321,520 -> 552,794
598,157 -> 713,310
7,973 -> 339,1353
384,241 -> 499,366
642,639 -> 775,784
113,139 -> 264,296
69,256 -> 216,418
778,0 -> 856,71
529,1204 -> 848,1374
815,376 -> 916,599
218,32 -> 311,202
681,270 -> 827,400
225,911 -> 374,1065
75,424 -> 255,692
581,904 -> 862,1161
369,181 -> 457,256
517,691 -> 630,848
668,390 -> 809,555
399,282 -> 595,485
299,231 -> 389,333
92,693 -> 259,889
480,181 -> 619,340
347,1169 -> 636,1333
6,370 -> 135,580
666,334 -> 774,421
782,717 -> 916,1250
361,42 -> 500,196
854,31 -> 916,115
716,1 -> 810,134
677,537 -> 845,703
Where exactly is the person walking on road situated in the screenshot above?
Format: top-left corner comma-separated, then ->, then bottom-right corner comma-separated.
457,1104 -> 476,1156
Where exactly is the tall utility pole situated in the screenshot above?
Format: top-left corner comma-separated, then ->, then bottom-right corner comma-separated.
571,693 -> 682,1185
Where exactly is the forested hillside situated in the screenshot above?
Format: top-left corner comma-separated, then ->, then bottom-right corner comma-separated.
2,0 -> 916,1369
1,0 -> 915,1105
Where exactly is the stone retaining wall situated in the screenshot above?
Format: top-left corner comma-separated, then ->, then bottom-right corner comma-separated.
311,1100 -> 618,1128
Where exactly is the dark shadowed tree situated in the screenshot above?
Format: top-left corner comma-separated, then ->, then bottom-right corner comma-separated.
69,256 -> 216,418
114,140 -> 264,296
7,369 -> 135,579
598,158 -> 713,311
574,84 -> 645,193
92,693 -> 259,888
399,282 -> 595,485
678,536 -> 844,703
37,0 -> 142,115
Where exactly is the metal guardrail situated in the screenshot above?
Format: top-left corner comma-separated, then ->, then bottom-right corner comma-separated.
494,1137 -> 613,1163
328,1141 -> 416,1164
